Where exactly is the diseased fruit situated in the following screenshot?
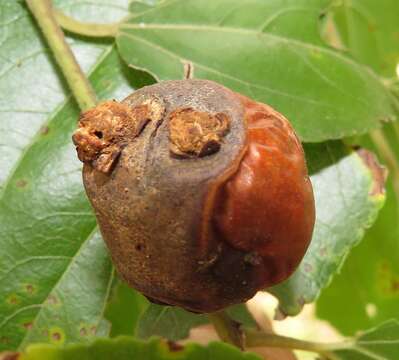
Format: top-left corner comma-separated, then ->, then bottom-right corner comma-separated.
72,79 -> 315,313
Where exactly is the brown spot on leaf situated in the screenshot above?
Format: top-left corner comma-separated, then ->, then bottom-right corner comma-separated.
15,179 -> 27,188
25,284 -> 35,294
7,294 -> 19,305
90,326 -> 97,335
356,148 -> 387,196
368,23 -> 376,32
40,126 -> 49,135
79,327 -> 88,336
47,295 -> 59,305
319,247 -> 327,257
169,108 -> 230,157
0,352 -> 19,360
49,327 -> 65,344
23,322 -> 33,330
166,340 -> 184,352
377,261 -> 399,298
0,337 -> 10,345
304,263 -> 313,273
52,332 -> 61,341
392,280 -> 399,291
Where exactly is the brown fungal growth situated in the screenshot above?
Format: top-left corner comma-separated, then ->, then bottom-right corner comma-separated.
73,80 -> 315,313
356,148 -> 387,196
169,108 -> 230,157
72,99 -> 164,173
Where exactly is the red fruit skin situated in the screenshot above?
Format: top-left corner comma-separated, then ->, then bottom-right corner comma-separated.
213,93 -> 315,287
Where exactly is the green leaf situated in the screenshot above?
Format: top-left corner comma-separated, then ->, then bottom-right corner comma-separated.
317,127 -> 399,335
0,0 -> 389,351
317,1 -> 399,333
136,306 -> 208,341
116,0 -> 397,142
333,320 -> 399,360
137,304 -> 256,341
324,0 -> 399,79
0,0 -> 126,191
0,0 -> 154,351
270,141 -> 386,316
16,321 -> 399,360
19,337 -> 262,360
104,280 -> 149,337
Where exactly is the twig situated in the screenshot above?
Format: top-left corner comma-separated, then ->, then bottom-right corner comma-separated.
26,0 -> 97,110
245,328 -> 351,359
208,311 -> 244,349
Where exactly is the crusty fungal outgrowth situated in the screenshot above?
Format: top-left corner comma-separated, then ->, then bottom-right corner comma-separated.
169,108 -> 230,157
72,99 -> 164,173
73,80 -> 315,313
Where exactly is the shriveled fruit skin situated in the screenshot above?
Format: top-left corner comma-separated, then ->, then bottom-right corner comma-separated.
73,79 -> 315,313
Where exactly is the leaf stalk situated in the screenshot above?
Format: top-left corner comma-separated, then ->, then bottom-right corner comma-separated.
54,9 -> 119,38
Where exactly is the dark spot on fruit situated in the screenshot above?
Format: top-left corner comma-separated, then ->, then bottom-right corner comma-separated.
244,252 -> 262,266
135,244 -> 143,251
94,131 -> 103,139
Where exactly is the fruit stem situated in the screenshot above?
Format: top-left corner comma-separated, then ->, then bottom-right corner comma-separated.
209,310 -> 355,357
208,311 -> 244,349
244,328 -> 353,357
26,0 -> 97,111
54,9 -> 119,38
370,129 -> 399,204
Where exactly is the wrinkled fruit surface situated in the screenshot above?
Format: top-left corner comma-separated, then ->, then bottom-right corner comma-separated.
73,80 -> 315,313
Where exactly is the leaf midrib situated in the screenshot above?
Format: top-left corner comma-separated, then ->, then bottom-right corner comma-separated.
119,22 -> 375,77
118,31 -> 375,120
118,22 -> 394,117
